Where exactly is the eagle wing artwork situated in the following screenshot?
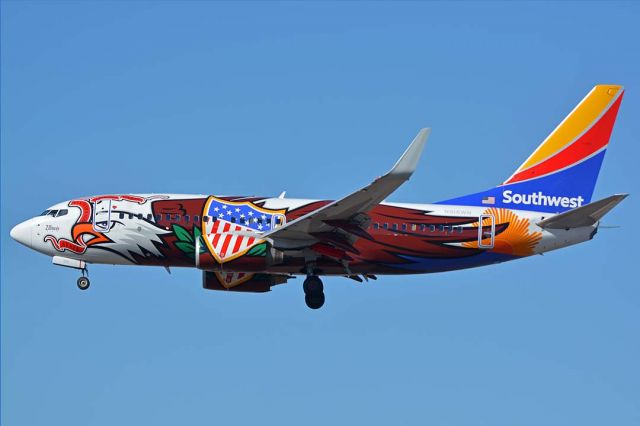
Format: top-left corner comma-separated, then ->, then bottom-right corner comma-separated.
11,85 -> 627,309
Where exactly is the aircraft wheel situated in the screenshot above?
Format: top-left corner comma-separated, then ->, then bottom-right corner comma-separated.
303,276 -> 323,294
77,276 -> 90,291
305,292 -> 325,310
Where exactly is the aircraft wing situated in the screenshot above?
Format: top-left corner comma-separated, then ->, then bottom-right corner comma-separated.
262,128 -> 430,246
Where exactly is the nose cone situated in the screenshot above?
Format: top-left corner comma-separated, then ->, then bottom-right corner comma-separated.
10,221 -> 32,248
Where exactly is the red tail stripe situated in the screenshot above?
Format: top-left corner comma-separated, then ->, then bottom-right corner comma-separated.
505,94 -> 623,184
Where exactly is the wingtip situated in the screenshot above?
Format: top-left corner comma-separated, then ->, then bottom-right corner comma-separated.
389,128 -> 431,177
416,127 -> 431,142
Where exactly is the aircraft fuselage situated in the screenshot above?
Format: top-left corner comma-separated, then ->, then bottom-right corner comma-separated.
12,193 -> 595,278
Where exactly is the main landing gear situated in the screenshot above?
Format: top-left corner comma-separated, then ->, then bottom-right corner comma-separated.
304,275 -> 325,309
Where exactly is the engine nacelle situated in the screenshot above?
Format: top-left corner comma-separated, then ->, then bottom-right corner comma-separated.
202,271 -> 289,292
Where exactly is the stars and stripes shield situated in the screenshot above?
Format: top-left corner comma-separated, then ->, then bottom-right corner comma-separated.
201,197 -> 287,263
216,271 -> 252,288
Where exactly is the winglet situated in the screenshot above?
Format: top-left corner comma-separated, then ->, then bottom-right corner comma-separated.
388,128 -> 430,177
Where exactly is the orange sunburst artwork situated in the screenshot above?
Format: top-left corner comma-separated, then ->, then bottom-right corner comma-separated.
462,208 -> 542,256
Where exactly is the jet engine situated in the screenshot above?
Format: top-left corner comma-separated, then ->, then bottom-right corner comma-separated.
202,271 -> 289,292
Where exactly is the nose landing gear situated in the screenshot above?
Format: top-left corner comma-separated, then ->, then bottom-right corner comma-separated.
303,275 -> 325,309
52,256 -> 91,291
77,276 -> 90,290
76,268 -> 90,290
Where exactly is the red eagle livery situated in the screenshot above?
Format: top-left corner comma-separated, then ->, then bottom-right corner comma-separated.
11,85 -> 627,309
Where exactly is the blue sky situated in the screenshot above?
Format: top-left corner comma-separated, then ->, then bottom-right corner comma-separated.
2,2 -> 639,425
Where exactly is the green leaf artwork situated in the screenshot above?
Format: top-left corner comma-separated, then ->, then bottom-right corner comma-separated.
247,243 -> 267,257
175,241 -> 195,255
173,224 -> 265,258
194,226 -> 206,254
173,224 -> 193,243
173,224 -> 206,257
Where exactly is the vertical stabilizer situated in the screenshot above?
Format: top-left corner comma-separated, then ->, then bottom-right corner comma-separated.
439,85 -> 624,213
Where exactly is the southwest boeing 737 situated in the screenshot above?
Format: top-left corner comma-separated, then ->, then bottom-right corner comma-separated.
10,85 -> 627,309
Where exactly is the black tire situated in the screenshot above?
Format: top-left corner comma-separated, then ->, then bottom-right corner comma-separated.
303,276 -> 323,294
305,292 -> 325,310
77,277 -> 90,291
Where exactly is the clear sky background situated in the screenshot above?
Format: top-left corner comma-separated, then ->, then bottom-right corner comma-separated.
2,2 -> 639,425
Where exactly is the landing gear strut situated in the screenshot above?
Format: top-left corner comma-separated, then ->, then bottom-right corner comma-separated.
304,275 -> 325,309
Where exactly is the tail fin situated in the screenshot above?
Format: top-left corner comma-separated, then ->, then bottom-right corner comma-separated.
440,85 -> 624,213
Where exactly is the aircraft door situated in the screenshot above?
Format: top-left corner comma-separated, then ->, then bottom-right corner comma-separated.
92,199 -> 112,233
478,214 -> 495,249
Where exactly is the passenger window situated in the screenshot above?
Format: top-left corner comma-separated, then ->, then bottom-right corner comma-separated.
402,224 -> 407,231
184,215 -> 190,222
373,223 -> 379,230
155,214 -> 162,222
146,213 -> 153,221
429,225 -> 436,232
166,214 -> 171,221
119,212 -> 125,219
411,224 -> 417,231
137,213 -> 143,219
392,223 -> 398,231
56,209 -> 68,217
439,225 -> 445,233
194,215 -> 199,223
129,214 -> 134,219
231,217 -> 236,223
174,214 -> 180,221
420,224 -> 426,232
203,216 -> 209,223
383,223 -> 388,230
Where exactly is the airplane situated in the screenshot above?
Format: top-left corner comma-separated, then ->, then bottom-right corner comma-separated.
10,84 -> 627,309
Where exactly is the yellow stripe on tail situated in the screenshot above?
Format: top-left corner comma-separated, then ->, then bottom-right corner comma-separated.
513,85 -> 621,174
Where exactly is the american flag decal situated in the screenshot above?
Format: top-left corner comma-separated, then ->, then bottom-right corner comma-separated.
482,196 -> 496,205
202,197 -> 287,263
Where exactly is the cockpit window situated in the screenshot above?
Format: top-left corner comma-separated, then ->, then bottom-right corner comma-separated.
40,210 -> 50,216
47,210 -> 58,216
56,209 -> 68,217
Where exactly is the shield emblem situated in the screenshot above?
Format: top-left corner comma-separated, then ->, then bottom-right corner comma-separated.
201,196 -> 286,263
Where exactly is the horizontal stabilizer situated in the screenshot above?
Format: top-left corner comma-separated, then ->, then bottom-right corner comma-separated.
537,194 -> 628,229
